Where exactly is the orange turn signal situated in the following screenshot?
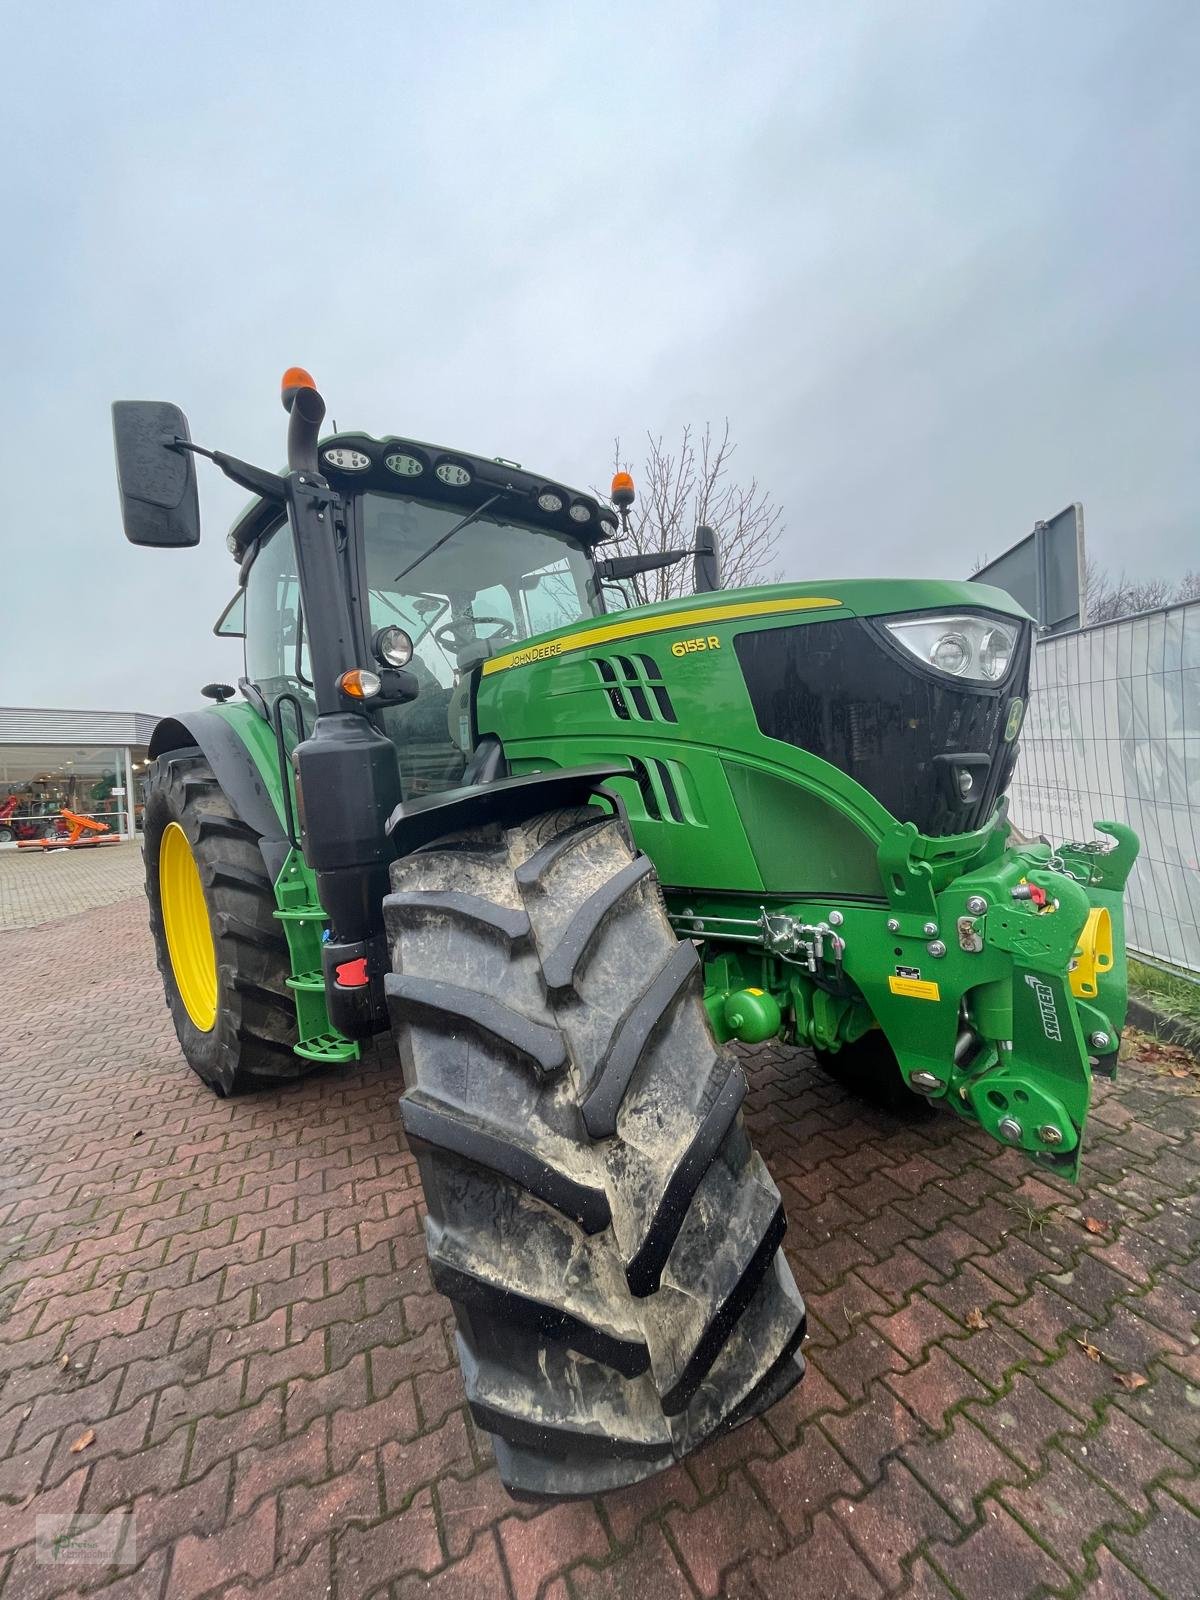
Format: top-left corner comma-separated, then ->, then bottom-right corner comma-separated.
337,669 -> 382,699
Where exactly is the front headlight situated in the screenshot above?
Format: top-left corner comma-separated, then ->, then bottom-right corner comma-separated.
884,614 -> 1016,683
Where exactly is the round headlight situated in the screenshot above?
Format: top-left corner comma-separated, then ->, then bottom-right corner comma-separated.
372,625 -> 414,669
930,632 -> 971,674
436,461 -> 472,487
323,447 -> 371,471
537,490 -> 564,513
979,627 -> 1012,681
385,452 -> 424,478
569,502 -> 591,524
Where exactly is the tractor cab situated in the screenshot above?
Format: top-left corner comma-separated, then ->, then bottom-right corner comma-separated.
225,433 -> 615,798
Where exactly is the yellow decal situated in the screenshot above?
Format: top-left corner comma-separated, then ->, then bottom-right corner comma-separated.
491,639 -> 565,671
481,595 -> 843,675
888,975 -> 941,1002
671,634 -> 721,657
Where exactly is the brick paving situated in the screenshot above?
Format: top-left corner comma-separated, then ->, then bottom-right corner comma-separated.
0,842 -> 144,930
1,891 -> 1197,1600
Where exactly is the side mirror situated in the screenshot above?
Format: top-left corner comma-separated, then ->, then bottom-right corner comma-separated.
111,401 -> 201,547
694,525 -> 722,592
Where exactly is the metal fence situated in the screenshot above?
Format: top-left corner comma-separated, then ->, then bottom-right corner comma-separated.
1009,598 -> 1200,976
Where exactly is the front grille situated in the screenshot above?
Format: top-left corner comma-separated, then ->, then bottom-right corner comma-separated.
734,616 -> 1031,837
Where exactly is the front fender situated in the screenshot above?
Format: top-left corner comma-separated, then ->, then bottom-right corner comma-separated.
149,704 -> 292,880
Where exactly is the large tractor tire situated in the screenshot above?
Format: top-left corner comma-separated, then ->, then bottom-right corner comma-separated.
144,749 -> 309,1096
385,805 -> 805,1497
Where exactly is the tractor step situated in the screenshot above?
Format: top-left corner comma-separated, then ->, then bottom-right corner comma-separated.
285,970 -> 325,993
293,1031 -> 360,1064
272,848 -> 360,1067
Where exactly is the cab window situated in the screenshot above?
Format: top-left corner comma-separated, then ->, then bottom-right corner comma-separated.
245,521 -> 312,707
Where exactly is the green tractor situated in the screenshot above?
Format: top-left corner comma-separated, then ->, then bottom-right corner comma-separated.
112,369 -> 1137,1498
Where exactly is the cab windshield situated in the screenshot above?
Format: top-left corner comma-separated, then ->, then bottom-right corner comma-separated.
358,492 -> 601,798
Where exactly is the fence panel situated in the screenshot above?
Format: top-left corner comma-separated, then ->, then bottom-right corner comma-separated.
1009,599 -> 1200,974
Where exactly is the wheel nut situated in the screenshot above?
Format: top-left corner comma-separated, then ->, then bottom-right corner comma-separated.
927,940 -> 947,958
828,910 -> 844,926
966,895 -> 988,915
1037,1124 -> 1064,1146
909,1071 -> 942,1092
886,918 -> 900,933
1089,1031 -> 1111,1050
923,921 -> 939,936
998,1116 -> 1023,1142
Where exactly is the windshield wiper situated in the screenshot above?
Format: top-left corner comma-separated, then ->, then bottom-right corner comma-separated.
393,492 -> 506,585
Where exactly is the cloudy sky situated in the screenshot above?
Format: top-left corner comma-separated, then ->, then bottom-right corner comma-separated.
2,0 -> 1196,713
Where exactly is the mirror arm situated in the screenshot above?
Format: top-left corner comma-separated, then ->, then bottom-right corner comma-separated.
596,546 -> 716,580
166,436 -> 287,503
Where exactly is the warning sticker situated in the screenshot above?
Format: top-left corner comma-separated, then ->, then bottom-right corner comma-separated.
889,975 -> 941,1002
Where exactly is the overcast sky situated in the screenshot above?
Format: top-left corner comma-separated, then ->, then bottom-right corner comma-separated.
2,0 -> 1196,714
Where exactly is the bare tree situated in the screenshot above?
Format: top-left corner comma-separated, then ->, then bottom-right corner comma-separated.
598,422 -> 784,605
1083,560 -> 1200,624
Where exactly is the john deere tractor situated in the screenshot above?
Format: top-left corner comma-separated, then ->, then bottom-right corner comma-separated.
112,370 -> 1137,1498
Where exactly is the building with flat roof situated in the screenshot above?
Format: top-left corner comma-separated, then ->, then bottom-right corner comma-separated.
0,707 -> 161,843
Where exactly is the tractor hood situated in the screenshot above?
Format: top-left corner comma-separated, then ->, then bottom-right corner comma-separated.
475,577 -> 1035,899
480,577 -> 1030,678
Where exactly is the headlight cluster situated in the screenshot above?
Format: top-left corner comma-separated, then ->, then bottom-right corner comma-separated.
884,614 -> 1016,683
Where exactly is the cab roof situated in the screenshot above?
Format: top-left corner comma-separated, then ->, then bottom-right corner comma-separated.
227,431 -> 618,558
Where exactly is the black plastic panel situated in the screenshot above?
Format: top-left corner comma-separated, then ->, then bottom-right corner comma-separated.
734,616 -> 1031,837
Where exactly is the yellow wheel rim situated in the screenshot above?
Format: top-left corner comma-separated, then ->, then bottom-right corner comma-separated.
160,822 -> 218,1032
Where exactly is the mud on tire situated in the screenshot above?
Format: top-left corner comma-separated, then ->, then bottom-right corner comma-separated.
144,748 -> 310,1096
385,805 -> 806,1497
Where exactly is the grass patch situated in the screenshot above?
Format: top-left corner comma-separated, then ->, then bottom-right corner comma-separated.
1128,957 -> 1200,1024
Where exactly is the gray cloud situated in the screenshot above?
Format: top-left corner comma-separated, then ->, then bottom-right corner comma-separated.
2,0 -> 1195,712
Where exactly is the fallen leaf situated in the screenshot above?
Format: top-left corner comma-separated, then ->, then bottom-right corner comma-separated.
1076,1339 -> 1103,1363
59,1352 -> 70,1370
1083,1217 -> 1107,1235
1115,1371 -> 1149,1391
1169,1067 -> 1190,1079
69,1429 -> 96,1453
964,1307 -> 988,1330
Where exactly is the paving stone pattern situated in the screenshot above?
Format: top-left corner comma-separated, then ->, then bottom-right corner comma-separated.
0,843 -> 145,930
1,891 -> 1197,1599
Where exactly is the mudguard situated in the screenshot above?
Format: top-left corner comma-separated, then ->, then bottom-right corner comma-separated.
149,705 -> 292,880
386,764 -> 629,856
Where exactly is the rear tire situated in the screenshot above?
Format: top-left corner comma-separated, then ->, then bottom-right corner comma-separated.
385,806 -> 806,1498
144,749 -> 311,1096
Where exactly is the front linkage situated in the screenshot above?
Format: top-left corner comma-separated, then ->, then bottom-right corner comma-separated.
682,815 -> 1139,1179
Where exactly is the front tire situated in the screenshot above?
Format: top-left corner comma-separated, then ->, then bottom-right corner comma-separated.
144,749 -> 311,1095
386,806 -> 806,1498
